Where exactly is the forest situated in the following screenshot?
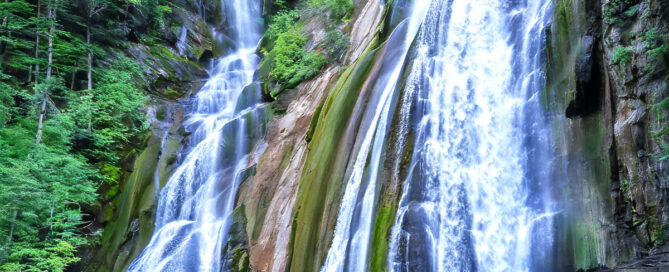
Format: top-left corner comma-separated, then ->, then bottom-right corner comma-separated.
0,0 -> 178,270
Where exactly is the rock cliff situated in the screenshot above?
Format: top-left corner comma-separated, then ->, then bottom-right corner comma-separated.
547,0 -> 669,269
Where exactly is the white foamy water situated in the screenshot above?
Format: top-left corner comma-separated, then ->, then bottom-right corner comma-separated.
387,0 -> 555,271
127,1 -> 264,271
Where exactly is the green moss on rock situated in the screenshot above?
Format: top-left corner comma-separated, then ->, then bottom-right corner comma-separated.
222,206 -> 251,272
306,103 -> 323,143
94,141 -> 161,272
370,204 -> 395,272
566,220 -> 600,269
288,45 -> 380,272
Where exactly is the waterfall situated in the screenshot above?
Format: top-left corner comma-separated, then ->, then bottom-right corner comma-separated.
387,0 -> 555,271
127,1 -> 264,271
320,2 -> 430,272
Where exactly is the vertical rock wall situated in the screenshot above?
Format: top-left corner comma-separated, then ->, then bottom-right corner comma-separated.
547,0 -> 669,269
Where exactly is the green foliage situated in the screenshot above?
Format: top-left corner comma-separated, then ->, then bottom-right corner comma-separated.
644,44 -> 668,73
0,0 -> 34,71
269,27 -> 327,95
0,73 -> 19,127
622,4 -> 640,17
613,46 -> 633,66
652,224 -> 666,246
325,28 -> 349,62
603,0 -> 640,23
0,0 -> 171,270
3,240 -> 81,272
262,7 -> 327,96
641,28 -> 668,74
88,56 -> 148,162
289,51 -> 327,86
273,0 -> 288,9
0,122 -> 99,270
651,97 -> 669,161
260,0 -> 355,96
265,10 -> 299,43
309,0 -> 354,22
271,28 -> 306,84
644,29 -> 661,48
325,0 -> 354,22
124,0 -> 178,35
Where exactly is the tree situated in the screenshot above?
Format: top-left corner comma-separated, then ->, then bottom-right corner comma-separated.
0,0 -> 33,71
35,0 -> 59,144
0,0 -> 180,270
83,0 -> 107,91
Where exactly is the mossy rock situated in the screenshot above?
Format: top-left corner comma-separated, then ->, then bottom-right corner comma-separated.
92,141 -> 161,272
222,206 -> 251,272
288,44 -> 381,272
369,204 -> 397,272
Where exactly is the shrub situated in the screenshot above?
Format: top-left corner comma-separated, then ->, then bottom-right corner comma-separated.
269,27 -> 327,95
622,4 -> 639,17
613,46 -> 634,66
272,28 -> 308,84
325,29 -> 349,62
644,28 -> 662,49
604,0 -> 640,23
644,44 -> 668,73
326,0 -> 354,22
642,28 -> 668,74
309,0 -> 354,22
261,6 -> 329,96
265,10 -> 299,42
286,51 -> 327,88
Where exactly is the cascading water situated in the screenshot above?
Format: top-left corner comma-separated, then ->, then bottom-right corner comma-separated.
176,25 -> 190,56
320,2 -> 430,271
127,0 -> 265,271
386,0 -> 555,271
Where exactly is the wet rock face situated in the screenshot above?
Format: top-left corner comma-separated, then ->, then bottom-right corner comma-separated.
604,0 -> 669,265
221,207 -> 251,272
567,36 -> 603,118
550,0 -> 669,269
396,205 -> 434,272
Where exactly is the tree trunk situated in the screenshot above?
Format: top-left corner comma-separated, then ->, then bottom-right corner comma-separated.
7,210 -> 17,244
86,25 -> 92,130
70,61 -> 78,90
0,0 -> 10,68
86,18 -> 94,131
87,24 -> 92,90
36,93 -> 46,143
48,199 -> 54,232
34,0 -> 41,87
36,0 -> 56,144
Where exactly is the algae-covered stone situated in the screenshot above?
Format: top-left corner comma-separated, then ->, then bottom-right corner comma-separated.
289,44 -> 380,272
222,206 -> 252,272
